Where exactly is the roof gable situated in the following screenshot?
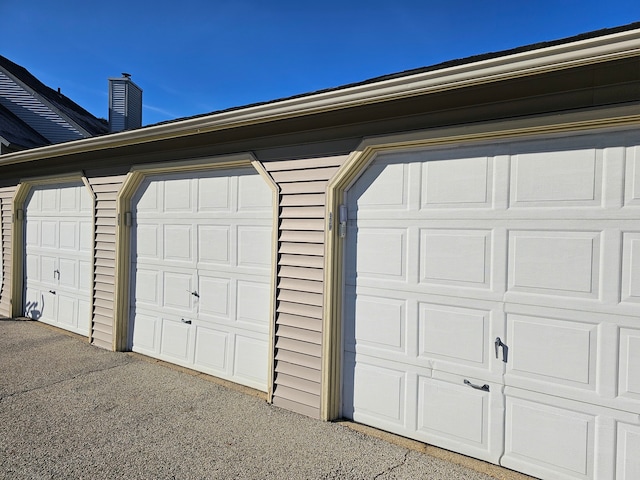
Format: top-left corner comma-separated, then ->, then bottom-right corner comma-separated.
0,103 -> 49,151
0,55 -> 108,143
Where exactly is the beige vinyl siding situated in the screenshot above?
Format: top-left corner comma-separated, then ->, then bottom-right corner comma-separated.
264,155 -> 346,418
87,175 -> 126,350
0,186 -> 16,317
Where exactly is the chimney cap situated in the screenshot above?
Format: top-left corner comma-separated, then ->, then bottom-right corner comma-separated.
122,72 -> 131,78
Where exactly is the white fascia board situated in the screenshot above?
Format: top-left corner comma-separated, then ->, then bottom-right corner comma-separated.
2,27 -> 639,167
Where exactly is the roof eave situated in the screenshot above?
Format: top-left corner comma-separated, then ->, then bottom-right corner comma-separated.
2,26 -> 639,167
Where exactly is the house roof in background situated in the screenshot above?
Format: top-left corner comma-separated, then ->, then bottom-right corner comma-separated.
0,103 -> 48,150
0,54 -> 108,137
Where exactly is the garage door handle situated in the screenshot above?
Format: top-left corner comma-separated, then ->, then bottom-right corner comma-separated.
181,318 -> 192,325
495,337 -> 508,363
49,290 -> 56,295
464,379 -> 489,392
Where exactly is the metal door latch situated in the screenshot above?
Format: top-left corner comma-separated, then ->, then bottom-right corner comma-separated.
495,337 -> 508,363
190,291 -> 199,298
53,269 -> 60,279
180,318 -> 192,325
464,379 -> 490,392
339,205 -> 347,238
49,290 -> 56,295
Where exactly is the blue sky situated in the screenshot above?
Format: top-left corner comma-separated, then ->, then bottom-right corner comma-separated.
2,1 -> 639,126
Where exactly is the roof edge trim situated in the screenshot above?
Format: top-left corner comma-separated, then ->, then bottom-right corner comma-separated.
2,26 -> 640,166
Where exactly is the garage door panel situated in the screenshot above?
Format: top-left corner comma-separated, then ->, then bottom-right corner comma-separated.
26,254 -> 39,281
237,226 -> 272,270
421,155 -> 492,208
198,275 -> 231,318
420,229 -> 492,287
507,314 -> 597,391
24,288 -> 48,319
617,423 -> 640,480
349,161 -> 408,212
510,149 -> 602,207
59,221 -> 78,251
56,294 -> 78,326
418,376 -> 486,444
503,396 -> 595,480
135,224 -> 159,259
26,220 -> 39,247
58,258 -> 78,289
160,319 -> 192,362
136,181 -> 159,211
39,256 -> 57,284
134,268 -> 160,306
131,313 -> 159,351
233,334 -> 268,387
79,221 -> 92,252
164,178 -> 192,212
417,372 -> 503,462
59,184 -> 85,212
354,294 -> 406,353
355,228 -> 406,280
508,230 -> 600,298
40,221 -> 57,248
40,188 -> 58,212
237,173 -> 272,211
620,232 -> 640,304
197,225 -> 230,264
623,145 -> 640,207
194,326 -> 228,371
236,280 -> 270,326
79,260 -> 92,292
197,175 -> 231,211
418,303 -> 490,367
163,224 -> 193,262
618,328 -> 640,402
352,360 -> 407,425
162,272 -> 194,310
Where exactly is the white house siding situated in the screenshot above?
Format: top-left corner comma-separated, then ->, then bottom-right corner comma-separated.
264,155 -> 346,418
87,175 -> 126,350
0,186 -> 16,317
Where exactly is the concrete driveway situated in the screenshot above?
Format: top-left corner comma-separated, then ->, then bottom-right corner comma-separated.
0,319 -> 533,480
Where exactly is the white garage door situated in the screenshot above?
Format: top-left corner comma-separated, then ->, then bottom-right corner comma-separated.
343,132 -> 640,480
24,182 -> 93,335
130,167 -> 273,391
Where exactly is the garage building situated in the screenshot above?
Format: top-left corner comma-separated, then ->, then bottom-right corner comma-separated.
1,23 -> 639,480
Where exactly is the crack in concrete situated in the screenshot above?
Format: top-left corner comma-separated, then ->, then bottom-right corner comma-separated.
0,361 -> 133,401
373,450 -> 409,479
